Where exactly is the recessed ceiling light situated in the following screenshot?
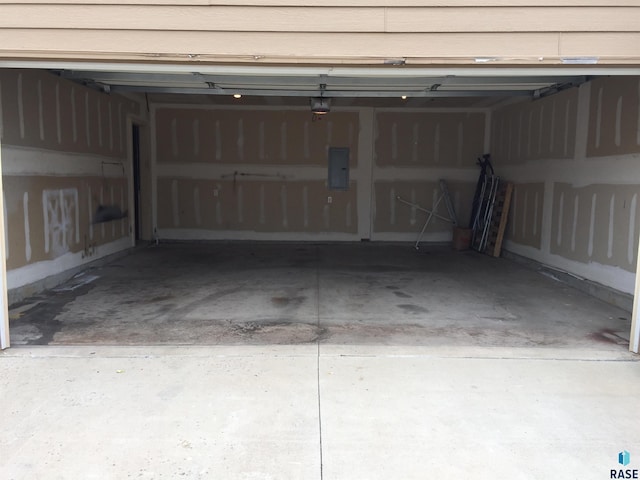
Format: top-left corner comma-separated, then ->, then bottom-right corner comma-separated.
233,94 -> 242,99
401,95 -> 408,100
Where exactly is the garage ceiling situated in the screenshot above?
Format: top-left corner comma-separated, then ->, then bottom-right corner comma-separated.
59,70 -> 586,98
56,68 -> 589,101
43,63 -> 591,106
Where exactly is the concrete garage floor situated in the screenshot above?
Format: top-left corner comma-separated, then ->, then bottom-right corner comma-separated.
2,244 -> 640,479
6,243 -> 634,348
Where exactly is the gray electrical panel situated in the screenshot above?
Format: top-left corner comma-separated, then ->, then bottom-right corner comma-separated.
328,147 -> 350,190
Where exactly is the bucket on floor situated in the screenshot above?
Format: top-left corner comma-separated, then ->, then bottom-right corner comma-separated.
452,227 -> 472,251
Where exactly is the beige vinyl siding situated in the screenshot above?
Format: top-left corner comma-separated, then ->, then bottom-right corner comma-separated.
0,2 -> 638,65
0,6 -> 638,32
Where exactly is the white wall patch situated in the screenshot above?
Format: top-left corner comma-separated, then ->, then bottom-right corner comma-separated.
302,186 -> 309,228
280,122 -> 287,161
23,192 -> 31,262
595,87 -> 603,148
637,79 -> 640,145
586,192 -> 596,258
409,189 -> 417,226
71,87 -> 77,143
557,191 -> 564,247
433,123 -> 440,163
391,122 -> 398,162
97,99 -> 103,147
108,102 -> 114,151
17,74 -> 24,139
215,184 -> 222,225
88,185 -> 93,240
549,100 -> 556,153
237,119 -> 244,161
85,92 -> 91,147
37,79 -> 44,141
215,120 -> 222,161
457,122 -> 464,165
280,185 -> 288,228
259,185 -> 265,225
571,194 -> 579,252
237,185 -> 244,223
118,103 -> 123,153
55,82 -> 62,145
411,123 -> 419,163
171,180 -> 180,227
517,113 -> 523,159
564,100 -> 571,157
615,96 -> 623,147
193,119 -> 200,157
193,186 -> 201,226
608,194 -> 615,259
538,105 -> 544,155
110,185 -> 115,238
389,188 -> 397,226
533,191 -> 539,236
628,194 -> 637,265
303,121 -> 310,159
3,192 -> 8,261
522,190 -> 528,238
511,188 -> 518,237
42,188 -> 79,257
120,187 -> 125,236
171,118 -> 178,158
0,80 -> 3,140
527,111 -> 533,157
259,121 -> 265,160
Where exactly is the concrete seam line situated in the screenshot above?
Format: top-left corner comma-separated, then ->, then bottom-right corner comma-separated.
316,245 -> 324,480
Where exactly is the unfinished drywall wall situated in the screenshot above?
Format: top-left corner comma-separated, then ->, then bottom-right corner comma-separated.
0,69 -> 144,292
153,105 -> 360,240
587,76 -> 640,158
153,105 -> 489,242
491,89 -> 578,164
508,183 -> 545,250
372,110 -> 486,241
491,76 -> 640,295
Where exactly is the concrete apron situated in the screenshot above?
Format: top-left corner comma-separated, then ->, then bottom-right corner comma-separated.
1,344 -> 638,480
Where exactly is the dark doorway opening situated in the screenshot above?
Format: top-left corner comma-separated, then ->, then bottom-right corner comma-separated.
132,124 -> 141,243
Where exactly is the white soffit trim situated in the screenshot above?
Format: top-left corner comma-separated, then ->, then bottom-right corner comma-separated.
2,61 -> 640,78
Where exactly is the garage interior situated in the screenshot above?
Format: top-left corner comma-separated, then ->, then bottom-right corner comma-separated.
2,2 -> 640,477
0,67 -> 639,351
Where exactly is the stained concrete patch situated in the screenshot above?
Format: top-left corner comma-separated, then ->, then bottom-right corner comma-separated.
9,324 -> 43,343
392,291 -> 412,298
396,304 -> 429,314
52,272 -> 99,292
